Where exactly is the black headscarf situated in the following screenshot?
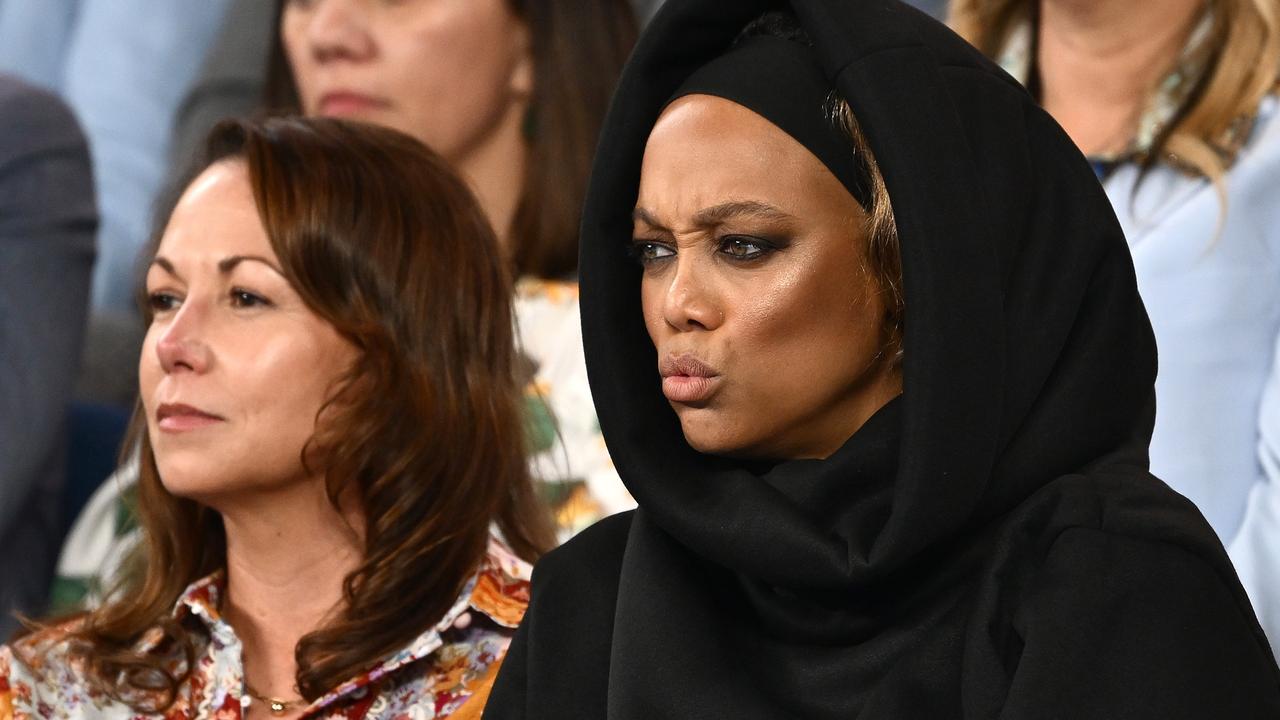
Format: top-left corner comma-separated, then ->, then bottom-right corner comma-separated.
486,1 -> 1280,717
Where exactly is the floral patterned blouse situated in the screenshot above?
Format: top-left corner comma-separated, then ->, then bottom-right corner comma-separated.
512,278 -> 634,536
2,537 -> 530,720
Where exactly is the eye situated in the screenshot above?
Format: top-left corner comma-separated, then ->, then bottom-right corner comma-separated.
628,241 -> 676,267
230,288 -> 272,309
717,235 -> 774,261
147,291 -> 181,313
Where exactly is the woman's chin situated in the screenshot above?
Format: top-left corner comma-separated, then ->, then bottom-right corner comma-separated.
154,455 -> 251,504
678,417 -> 762,459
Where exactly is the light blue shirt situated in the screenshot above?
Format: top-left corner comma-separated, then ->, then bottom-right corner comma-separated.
1103,95 -> 1280,653
1221,100 -> 1280,657
0,0 -> 232,313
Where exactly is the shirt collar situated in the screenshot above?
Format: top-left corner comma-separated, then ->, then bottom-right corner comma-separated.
305,536 -> 531,713
173,570 -> 226,626
161,536 -> 532,714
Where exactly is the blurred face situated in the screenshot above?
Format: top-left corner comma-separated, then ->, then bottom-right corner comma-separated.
140,160 -> 358,502
281,0 -> 531,163
633,95 -> 902,461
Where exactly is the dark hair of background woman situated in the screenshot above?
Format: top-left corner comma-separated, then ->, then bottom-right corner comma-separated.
48,117 -> 555,711
264,0 -> 639,280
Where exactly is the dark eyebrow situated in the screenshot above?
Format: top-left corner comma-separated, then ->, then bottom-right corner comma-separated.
632,201 -> 795,233
150,256 -> 180,280
692,201 -> 794,227
217,255 -> 285,276
632,207 -> 668,231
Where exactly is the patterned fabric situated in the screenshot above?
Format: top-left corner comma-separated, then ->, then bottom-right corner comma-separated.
51,278 -> 634,612
48,455 -> 139,612
514,278 -> 633,536
2,537 -> 530,719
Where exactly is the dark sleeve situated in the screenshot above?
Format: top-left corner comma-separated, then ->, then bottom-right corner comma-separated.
486,598 -> 531,720
999,527 -> 1280,719
0,75 -> 97,632
485,512 -> 632,720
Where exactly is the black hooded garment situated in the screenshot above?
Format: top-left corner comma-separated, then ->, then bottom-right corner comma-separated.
484,1 -> 1280,718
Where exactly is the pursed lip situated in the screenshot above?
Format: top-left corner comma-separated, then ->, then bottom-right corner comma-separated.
317,90 -> 391,117
659,353 -> 721,405
155,403 -> 225,433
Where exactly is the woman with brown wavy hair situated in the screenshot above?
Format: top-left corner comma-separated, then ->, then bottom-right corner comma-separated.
949,0 -> 1280,654
50,5 -> 639,603
0,115 -> 553,719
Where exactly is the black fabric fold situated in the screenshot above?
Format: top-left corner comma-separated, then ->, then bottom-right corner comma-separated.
485,0 -> 1280,717
670,35 -> 873,209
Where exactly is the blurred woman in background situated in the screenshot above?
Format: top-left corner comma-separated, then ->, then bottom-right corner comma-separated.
2,116 -> 552,718
949,0 -> 1280,651
272,0 -> 638,532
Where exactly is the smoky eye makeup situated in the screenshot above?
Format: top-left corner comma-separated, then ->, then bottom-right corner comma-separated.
716,234 -> 784,261
627,238 -> 677,267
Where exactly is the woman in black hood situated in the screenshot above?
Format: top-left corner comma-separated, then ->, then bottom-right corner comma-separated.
485,0 -> 1280,717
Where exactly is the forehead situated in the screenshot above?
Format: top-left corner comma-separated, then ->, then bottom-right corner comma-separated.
158,160 -> 273,262
636,94 -> 854,223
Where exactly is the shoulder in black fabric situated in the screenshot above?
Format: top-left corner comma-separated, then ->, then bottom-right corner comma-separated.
491,0 -> 1280,718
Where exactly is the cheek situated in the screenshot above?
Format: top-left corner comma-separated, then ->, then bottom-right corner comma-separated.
244,331 -> 349,425
387,13 -> 522,137
732,253 -> 877,391
384,36 -> 481,145
729,263 -> 814,353
138,327 -> 166,413
640,276 -> 667,342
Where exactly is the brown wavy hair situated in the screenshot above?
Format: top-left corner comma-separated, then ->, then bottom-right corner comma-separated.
264,0 -> 638,280
58,116 -> 555,711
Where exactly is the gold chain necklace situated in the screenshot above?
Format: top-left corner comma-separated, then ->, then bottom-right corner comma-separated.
244,682 -> 304,716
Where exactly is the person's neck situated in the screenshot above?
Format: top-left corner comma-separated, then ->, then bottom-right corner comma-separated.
453,99 -> 530,253
215,481 -> 364,712
1037,0 -> 1204,155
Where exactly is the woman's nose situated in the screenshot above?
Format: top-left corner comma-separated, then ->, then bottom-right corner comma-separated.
305,0 -> 375,63
662,260 -> 723,332
155,305 -> 213,375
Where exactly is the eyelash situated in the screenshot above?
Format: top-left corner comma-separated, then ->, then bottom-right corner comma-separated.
629,235 -> 778,267
718,235 -> 774,260
145,288 -> 273,313
147,291 -> 180,313
230,288 -> 271,309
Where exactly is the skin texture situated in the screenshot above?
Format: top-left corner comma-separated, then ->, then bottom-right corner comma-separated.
633,95 -> 902,461
141,160 -> 364,711
281,0 -> 531,242
141,160 -> 358,504
1038,0 -> 1202,155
